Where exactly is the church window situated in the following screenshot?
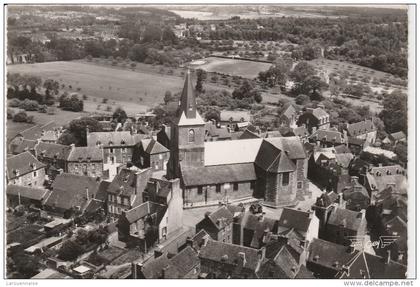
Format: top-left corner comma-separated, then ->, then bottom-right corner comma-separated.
197,186 -> 203,195
233,183 -> 238,191
188,129 -> 195,143
282,172 -> 290,186
216,184 -> 221,193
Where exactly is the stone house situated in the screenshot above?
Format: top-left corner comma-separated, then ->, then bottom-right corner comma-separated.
6,184 -> 50,208
34,142 -> 73,176
66,146 -> 104,178
7,151 -> 46,187
196,206 -> 235,244
344,119 -> 377,147
107,166 -> 152,218
133,138 -> 170,172
297,106 -> 330,134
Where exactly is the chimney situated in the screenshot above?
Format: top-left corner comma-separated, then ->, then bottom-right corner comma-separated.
351,176 -> 359,185
186,237 -> 193,248
338,192 -> 344,207
386,250 -> 391,264
257,247 -> 266,260
85,187 -> 89,200
154,246 -> 163,258
378,163 -> 382,167
237,252 -> 246,267
202,234 -> 210,247
357,209 -> 366,219
312,126 -> 317,135
132,262 -> 143,279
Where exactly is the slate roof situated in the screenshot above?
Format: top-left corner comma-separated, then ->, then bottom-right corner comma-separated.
9,138 -> 37,155
204,138 -> 263,166
242,213 -> 278,248
145,139 -> 169,155
140,253 -> 172,279
239,129 -> 260,140
45,173 -> 103,211
311,107 -> 329,120
348,137 -> 365,146
346,119 -> 376,137
87,131 -> 136,147
7,152 -> 46,180
278,208 -> 313,234
293,126 -> 309,137
335,153 -> 354,169
257,244 -> 299,278
308,238 -> 357,272
124,201 -> 167,224
279,104 -> 296,119
181,163 -> 256,187
67,146 -> 103,162
107,167 -> 152,196
191,229 -> 210,251
205,122 -> 231,140
205,206 -> 234,230
390,131 -> 406,141
7,184 -> 49,201
264,137 -> 306,159
35,142 -> 73,161
199,239 -> 263,271
336,251 -> 407,279
169,246 -> 200,277
334,144 -> 351,154
309,129 -> 344,143
363,146 -> 397,159
383,216 -> 407,249
17,121 -> 57,140
327,207 -> 365,231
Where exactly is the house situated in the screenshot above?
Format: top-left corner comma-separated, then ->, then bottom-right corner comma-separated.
8,138 -> 37,155
107,166 -> 152,218
132,246 -> 200,278
344,119 -> 377,146
296,105 -> 330,134
306,238 -> 357,278
196,206 -> 235,244
198,236 -> 267,278
204,121 -> 231,142
342,176 -> 370,211
364,164 -> 407,199
8,121 -> 57,145
44,173 -> 107,217
133,139 -> 170,172
388,131 -> 406,145
323,206 -> 367,246
87,131 -> 138,180
348,137 -> 366,155
335,251 -> 407,279
308,129 -> 346,147
116,178 -> 183,251
66,146 -> 104,178
278,104 -> 297,128
219,110 -> 251,131
362,146 -> 397,161
34,142 -> 73,176
277,207 -> 319,244
312,191 -> 346,234
240,212 -> 278,248
6,184 -> 50,207
7,152 -> 46,187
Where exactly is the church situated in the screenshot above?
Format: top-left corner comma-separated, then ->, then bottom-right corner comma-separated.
160,71 -> 309,209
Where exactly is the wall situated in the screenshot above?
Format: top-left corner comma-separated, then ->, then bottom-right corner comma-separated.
261,169 -> 297,208
183,181 -> 255,208
9,168 -> 45,187
67,161 -> 103,178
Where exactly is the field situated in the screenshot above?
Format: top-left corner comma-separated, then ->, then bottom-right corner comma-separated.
190,57 -> 272,79
7,61 -> 192,108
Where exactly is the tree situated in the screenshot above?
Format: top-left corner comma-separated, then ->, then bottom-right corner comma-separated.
163,91 -> 173,104
129,44 -> 148,62
290,61 -> 316,83
142,25 -> 162,43
13,111 -> 29,122
19,99 -> 39,111
13,253 -> 39,278
204,108 -> 221,122
379,90 -> 407,134
295,94 -> 311,105
61,117 -> 103,146
112,107 -> 128,124
292,75 -> 327,101
258,58 -> 291,88
58,240 -> 84,261
195,69 -> 207,93
43,79 -> 60,95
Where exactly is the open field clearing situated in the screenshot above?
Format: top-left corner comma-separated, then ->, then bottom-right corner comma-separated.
7,61 -> 193,107
189,57 -> 272,79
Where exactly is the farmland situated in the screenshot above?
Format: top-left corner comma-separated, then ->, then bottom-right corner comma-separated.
7,61 -> 196,107
189,57 -> 272,79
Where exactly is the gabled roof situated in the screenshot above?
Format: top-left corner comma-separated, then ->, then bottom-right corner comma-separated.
278,208 -> 313,234
204,138 -> 263,166
239,129 -> 260,140
35,142 -> 73,161
264,137 -> 306,159
124,201 -> 167,224
279,104 -> 297,119
257,244 -> 299,278
220,110 -> 251,122
309,129 -> 344,143
205,122 -> 231,139
7,152 -> 46,179
334,144 -> 351,154
390,131 -> 406,141
346,119 -> 376,137
145,139 -> 169,155
107,167 -> 152,196
17,121 -> 57,140
169,246 -> 200,277
308,238 -> 357,271
181,163 -> 256,187
9,138 -> 37,155
293,126 -> 309,137
335,153 -> 354,169
198,239 -> 263,272
311,107 -> 329,119
336,251 -> 407,279
205,206 -> 234,230
327,207 -> 365,231
87,131 -> 135,147
140,253 -> 172,279
177,110 -> 205,126
45,173 -> 103,211
7,184 -> 49,201
67,146 -> 103,162
363,146 -> 397,159
348,137 -> 365,146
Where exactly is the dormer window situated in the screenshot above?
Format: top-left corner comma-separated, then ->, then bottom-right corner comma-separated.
189,104 -> 193,111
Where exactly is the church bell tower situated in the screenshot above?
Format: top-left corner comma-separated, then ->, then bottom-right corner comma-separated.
168,70 -> 205,179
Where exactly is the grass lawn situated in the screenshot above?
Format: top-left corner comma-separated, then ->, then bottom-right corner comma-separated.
190,56 -> 272,79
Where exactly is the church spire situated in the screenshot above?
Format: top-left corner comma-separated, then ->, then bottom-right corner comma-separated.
179,69 -> 197,119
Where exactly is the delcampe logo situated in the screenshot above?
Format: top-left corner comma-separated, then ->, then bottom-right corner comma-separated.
346,235 -> 400,251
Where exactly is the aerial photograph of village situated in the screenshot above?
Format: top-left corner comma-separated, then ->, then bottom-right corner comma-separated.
4,4 -> 414,281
